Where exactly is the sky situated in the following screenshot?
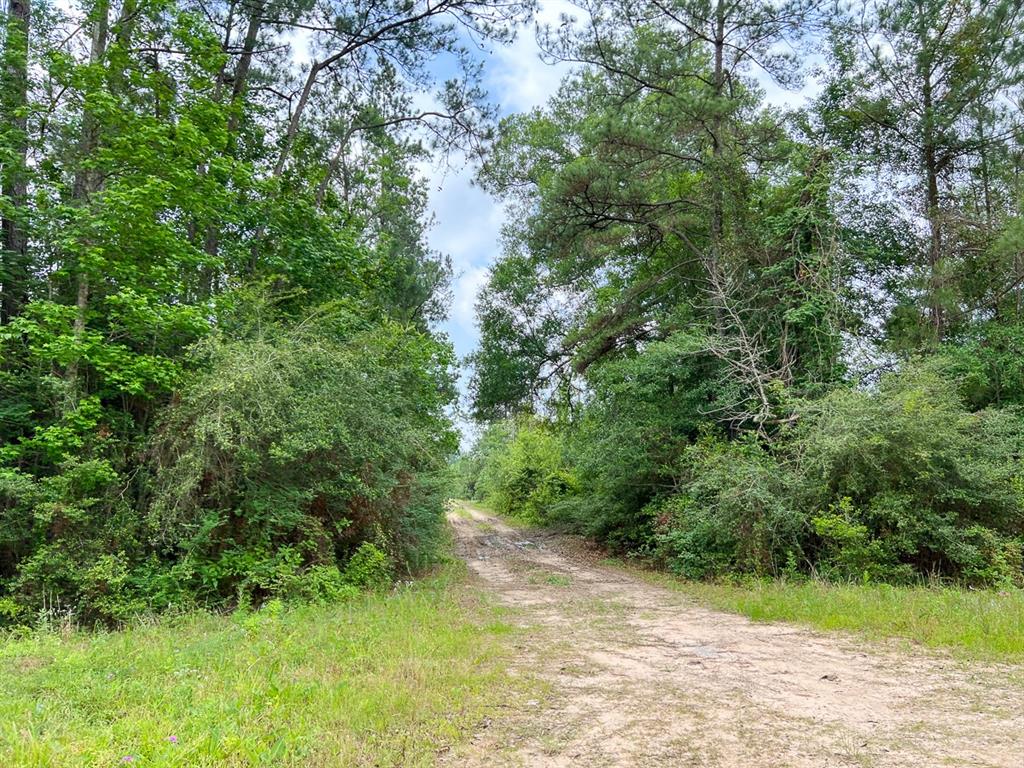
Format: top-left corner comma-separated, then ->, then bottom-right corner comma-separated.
425,1 -> 577,384
417,1 -> 579,442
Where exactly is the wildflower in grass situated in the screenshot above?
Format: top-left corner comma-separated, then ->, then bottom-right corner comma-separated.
168,735 -> 178,744
121,757 -> 135,764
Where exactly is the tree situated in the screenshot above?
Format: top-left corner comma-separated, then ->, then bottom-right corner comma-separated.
0,0 -> 30,323
0,0 -> 498,623
475,0 -> 844,426
822,0 -> 1024,341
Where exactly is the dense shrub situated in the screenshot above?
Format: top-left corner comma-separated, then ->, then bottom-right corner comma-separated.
555,337 -> 722,550
148,312 -> 456,606
652,433 -> 803,579
472,417 -> 575,524
465,364 -> 1024,587
0,306 -> 457,625
792,368 -> 1024,585
0,460 -> 147,625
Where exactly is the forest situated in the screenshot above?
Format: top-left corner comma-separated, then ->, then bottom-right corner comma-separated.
3,0 -> 1024,765
0,0 -> 541,625
1,0 -> 1024,629
460,0 -> 1024,588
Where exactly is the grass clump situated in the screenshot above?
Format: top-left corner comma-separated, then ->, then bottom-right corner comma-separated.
0,565 -> 518,767
526,570 -> 572,587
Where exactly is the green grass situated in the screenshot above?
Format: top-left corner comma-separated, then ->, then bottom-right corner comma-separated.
652,574 -> 1024,661
526,570 -> 572,587
0,565 -> 520,767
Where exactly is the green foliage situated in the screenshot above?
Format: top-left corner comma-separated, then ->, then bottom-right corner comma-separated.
472,417 -> 576,525
793,367 -> 1024,585
465,0 -> 1024,593
933,324 -> 1024,409
812,502 -> 906,583
467,364 -> 1024,587
342,543 -> 393,591
648,366 -> 1024,586
147,307 -> 455,608
653,433 -> 802,579
554,335 -> 723,550
0,459 -> 146,625
0,291 -> 457,624
0,0 -> 480,623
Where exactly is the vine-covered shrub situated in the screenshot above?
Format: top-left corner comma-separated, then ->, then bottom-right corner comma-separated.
0,308 -> 456,625
651,434 -> 802,580
464,365 -> 1024,587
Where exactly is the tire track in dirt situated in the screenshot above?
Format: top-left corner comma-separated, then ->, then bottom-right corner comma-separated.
445,502 -> 1024,768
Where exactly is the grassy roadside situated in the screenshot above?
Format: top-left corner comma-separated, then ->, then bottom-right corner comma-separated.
608,561 -> 1024,661
0,563 -> 520,767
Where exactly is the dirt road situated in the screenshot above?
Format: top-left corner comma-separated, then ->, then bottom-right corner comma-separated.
446,503 -> 1024,768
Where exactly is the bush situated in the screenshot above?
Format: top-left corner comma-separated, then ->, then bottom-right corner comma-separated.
0,460 -> 147,625
811,500 -> 911,583
654,368 -> 1024,586
653,433 -> 804,579
0,304 -> 457,625
793,367 -> 1024,585
342,542 -> 393,591
552,338 -> 721,550
465,363 -> 1024,588
148,310 -> 456,606
474,417 -> 576,524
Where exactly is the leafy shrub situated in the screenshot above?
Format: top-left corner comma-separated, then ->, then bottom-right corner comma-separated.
793,366 -> 1024,585
474,417 -> 576,524
811,500 -> 911,582
933,324 -> 1024,409
551,339 -> 721,550
466,363 -> 1024,588
0,460 -> 147,625
342,542 -> 392,591
0,304 -> 457,625
653,433 -> 804,578
148,310 -> 456,606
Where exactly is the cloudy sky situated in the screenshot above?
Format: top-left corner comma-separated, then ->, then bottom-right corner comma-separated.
418,1 -> 579,438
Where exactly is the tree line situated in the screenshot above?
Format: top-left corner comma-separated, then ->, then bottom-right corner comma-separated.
461,0 -> 1024,586
0,0 -> 535,625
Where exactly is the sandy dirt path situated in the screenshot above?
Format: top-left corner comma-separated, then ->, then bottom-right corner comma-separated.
444,502 -> 1024,768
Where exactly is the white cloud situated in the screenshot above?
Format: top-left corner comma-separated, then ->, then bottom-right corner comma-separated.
486,0 -> 579,114
418,2 -> 576,372
451,265 -> 490,330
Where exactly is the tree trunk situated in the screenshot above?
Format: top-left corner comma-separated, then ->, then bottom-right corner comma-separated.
975,115 -> 993,228
707,0 -> 726,331
65,0 -> 109,408
273,60 -> 321,177
1,0 -> 31,323
920,64 -> 944,341
226,0 -> 263,138
201,0 -> 263,271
